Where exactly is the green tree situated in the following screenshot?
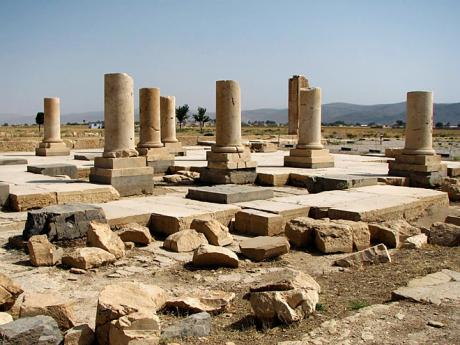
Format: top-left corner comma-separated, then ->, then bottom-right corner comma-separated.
35,112 -> 44,132
176,104 -> 190,130
435,122 -> 444,128
192,107 -> 210,133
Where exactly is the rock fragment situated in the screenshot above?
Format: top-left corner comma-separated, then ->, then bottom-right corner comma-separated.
64,324 -> 95,345
190,219 -> 233,246
240,236 -> 290,261
428,222 -> 460,246
334,244 -> 391,267
118,223 -> 153,246
192,244 -> 239,268
0,315 -> 63,344
163,229 -> 208,252
165,290 -> 235,313
27,235 -> 63,266
62,247 -> 116,269
0,273 -> 23,311
161,312 -> 211,340
87,221 -> 125,258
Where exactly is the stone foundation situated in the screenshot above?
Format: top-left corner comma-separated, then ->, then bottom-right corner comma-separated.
164,142 -> 186,156
35,142 -> 70,156
200,168 -> 257,185
284,148 -> 334,168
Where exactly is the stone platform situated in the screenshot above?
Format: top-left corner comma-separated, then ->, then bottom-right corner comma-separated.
27,163 -> 78,179
186,185 -> 274,204
0,158 -> 28,165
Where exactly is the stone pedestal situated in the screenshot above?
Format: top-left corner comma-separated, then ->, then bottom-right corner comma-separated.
137,88 -> 174,174
284,87 -> 334,168
288,75 -> 309,135
388,91 -> 446,187
160,96 -> 185,156
89,73 -> 153,196
200,80 -> 257,185
36,98 -> 70,156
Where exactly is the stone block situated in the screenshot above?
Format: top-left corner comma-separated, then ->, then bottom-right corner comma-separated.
206,150 -> 252,162
27,163 -> 78,179
428,222 -> 460,246
240,236 -> 290,261
27,235 -> 63,266
315,222 -> 353,254
0,158 -> 27,165
448,167 -> 460,177
334,244 -> 391,267
186,184 -> 273,204
0,273 -> 23,311
285,217 -> 317,248
35,142 -> 70,156
164,141 -> 186,156
74,153 -> 99,161
87,221 -> 125,258
394,154 -> 442,165
234,209 -> 284,236
0,315 -> 63,344
190,219 -> 233,246
389,161 -> 444,173
445,215 -> 460,226
146,158 -> 174,174
199,167 -> 257,184
0,182 -> 9,208
94,156 -> 147,169
288,148 -> 332,158
288,174 -> 377,193
118,223 -> 153,245
62,247 -> 116,269
236,199 -> 310,222
163,229 -> 208,252
161,312 -> 211,340
249,141 -> 278,153
192,244 -> 239,268
256,172 -> 289,186
23,203 -> 107,241
284,156 -> 334,169
64,324 -> 95,345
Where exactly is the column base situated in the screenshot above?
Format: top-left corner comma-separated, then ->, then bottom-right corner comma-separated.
89,157 -> 153,196
388,153 -> 447,188
164,142 -> 186,156
199,168 -> 257,185
35,142 -> 70,156
284,148 -> 334,168
139,147 -> 175,175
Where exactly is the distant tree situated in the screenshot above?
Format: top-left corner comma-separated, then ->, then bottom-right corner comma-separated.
2,123 -> 8,127
35,112 -> 44,132
192,107 -> 210,133
435,122 -> 444,128
457,123 -> 460,128
394,120 -> 405,127
176,104 -> 190,130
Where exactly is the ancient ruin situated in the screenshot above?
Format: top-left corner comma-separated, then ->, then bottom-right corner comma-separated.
160,95 -> 185,156
284,87 -> 334,168
137,88 -> 174,174
389,91 -> 447,187
200,80 -> 257,184
288,75 -> 309,135
89,73 -> 153,196
35,97 -> 70,156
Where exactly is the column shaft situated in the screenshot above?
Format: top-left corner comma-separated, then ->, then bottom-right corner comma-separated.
138,88 -> 162,148
160,96 -> 178,143
297,87 -> 323,150
43,97 -> 61,143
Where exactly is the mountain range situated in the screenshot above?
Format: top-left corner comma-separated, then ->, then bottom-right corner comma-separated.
0,102 -> 459,125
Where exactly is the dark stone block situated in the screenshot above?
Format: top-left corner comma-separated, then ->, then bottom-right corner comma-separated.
187,184 -> 273,204
0,315 -> 63,345
146,159 -> 175,174
23,203 -> 107,241
0,158 -> 28,165
289,174 -> 378,193
0,182 -> 10,208
199,168 -> 257,185
27,164 -> 78,179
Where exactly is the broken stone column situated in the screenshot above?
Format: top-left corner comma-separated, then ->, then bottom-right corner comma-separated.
389,91 -> 446,187
36,97 -> 70,156
137,88 -> 174,174
284,87 -> 334,168
288,75 -> 309,135
160,96 -> 185,156
200,80 -> 257,184
89,73 -> 153,196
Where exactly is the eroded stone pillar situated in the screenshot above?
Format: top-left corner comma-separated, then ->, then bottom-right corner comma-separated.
201,80 -> 257,184
288,75 -> 309,135
36,97 -> 70,156
160,96 -> 185,156
284,87 -> 334,168
103,73 -> 137,158
388,91 -> 446,187
90,73 -> 153,196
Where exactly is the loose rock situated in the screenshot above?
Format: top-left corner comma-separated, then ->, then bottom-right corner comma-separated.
192,244 -> 239,268
20,292 -> 77,330
64,324 -> 95,345
0,273 -> 23,311
0,312 -> 13,325
284,217 -> 317,248
190,219 -> 233,246
109,311 -> 161,345
62,247 -> 116,269
368,219 -> 421,248
429,222 -> 460,246
402,233 -> 428,249
240,236 -> 290,261
87,221 -> 126,258
161,312 -> 211,340
0,315 -> 63,344
165,290 -> 235,313
314,221 -> 353,253
118,222 -> 153,246
27,235 -> 63,266
334,244 -> 391,267
163,229 -> 208,252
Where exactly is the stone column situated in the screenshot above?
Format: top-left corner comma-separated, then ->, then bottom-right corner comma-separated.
138,88 -> 163,150
284,87 -> 334,168
160,96 -> 178,143
403,91 -> 435,155
103,73 -> 137,158
288,75 -> 309,135
36,97 -> 69,156
213,80 -> 244,153
388,90 -> 445,187
297,87 -> 323,150
90,73 -> 153,196
201,80 -> 257,184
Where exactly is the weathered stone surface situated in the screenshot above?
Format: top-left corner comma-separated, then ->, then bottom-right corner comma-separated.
161,312 -> 211,340
27,163 -> 78,179
190,219 -> 233,246
27,235 -> 63,266
0,273 -> 23,311
338,220 -> 371,251
0,315 -> 63,345
0,312 -> 13,325
96,282 -> 167,345
440,178 -> 460,201
247,269 -> 320,324
163,229 -> 208,252
288,174 -> 377,193
118,222 -> 153,245
314,221 -> 353,254
199,167 -> 257,185
62,247 -> 116,269
402,233 -> 428,249
109,311 -> 161,345
392,269 -> 460,305
240,236 -> 290,261
87,221 -> 125,258
23,203 -> 107,241
334,244 -> 391,267
192,244 -> 239,268
20,292 -> 77,330
165,290 -> 235,313
0,182 -> 9,208
429,222 -> 460,246
64,324 -> 95,345
186,184 -> 273,204
368,219 -> 421,248
234,209 -> 284,236
285,217 -> 320,248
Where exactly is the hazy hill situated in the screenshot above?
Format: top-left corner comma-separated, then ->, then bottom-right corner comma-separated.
1,102 -> 459,125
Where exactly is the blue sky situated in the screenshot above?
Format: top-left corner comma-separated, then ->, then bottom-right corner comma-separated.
0,0 -> 459,115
